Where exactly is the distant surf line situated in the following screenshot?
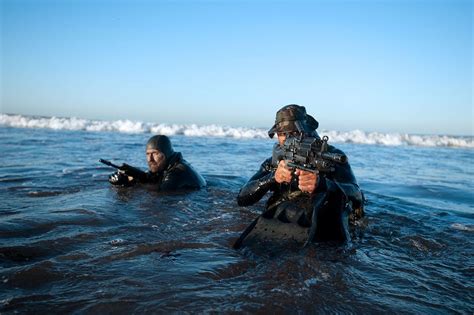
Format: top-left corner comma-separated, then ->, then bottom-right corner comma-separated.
1,114 -> 472,148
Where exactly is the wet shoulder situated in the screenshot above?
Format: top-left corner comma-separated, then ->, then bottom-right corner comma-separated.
328,145 -> 345,156
327,145 -> 357,184
166,158 -> 206,189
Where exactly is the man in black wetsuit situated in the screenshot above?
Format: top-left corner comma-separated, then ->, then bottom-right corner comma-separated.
109,135 -> 206,191
236,105 -> 364,246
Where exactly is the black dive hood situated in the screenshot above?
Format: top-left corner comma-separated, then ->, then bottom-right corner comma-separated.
146,135 -> 175,160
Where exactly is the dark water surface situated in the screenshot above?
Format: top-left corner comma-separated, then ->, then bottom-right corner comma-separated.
0,127 -> 473,313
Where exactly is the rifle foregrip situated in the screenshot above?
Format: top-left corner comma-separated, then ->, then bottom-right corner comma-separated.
121,164 -> 147,182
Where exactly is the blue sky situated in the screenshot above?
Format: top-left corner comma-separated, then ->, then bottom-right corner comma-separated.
1,0 -> 472,135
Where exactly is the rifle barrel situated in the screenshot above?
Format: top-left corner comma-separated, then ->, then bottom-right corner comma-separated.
99,159 -> 121,169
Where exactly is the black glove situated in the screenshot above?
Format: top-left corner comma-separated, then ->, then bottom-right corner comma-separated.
108,171 -> 132,186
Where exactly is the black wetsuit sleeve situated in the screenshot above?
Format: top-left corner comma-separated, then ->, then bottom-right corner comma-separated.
237,158 -> 277,206
325,146 -> 363,207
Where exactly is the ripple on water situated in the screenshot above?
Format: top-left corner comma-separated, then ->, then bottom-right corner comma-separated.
0,176 -> 33,184
403,235 -> 446,253
7,260 -> 63,289
0,245 -> 52,264
0,231 -> 98,265
0,211 -> 104,239
1,294 -> 55,313
27,187 -> 81,198
199,259 -> 256,281
96,240 -> 214,264
6,185 -> 82,198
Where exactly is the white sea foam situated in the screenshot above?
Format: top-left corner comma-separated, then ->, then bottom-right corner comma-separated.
451,223 -> 474,232
1,114 -> 472,148
323,129 -> 474,148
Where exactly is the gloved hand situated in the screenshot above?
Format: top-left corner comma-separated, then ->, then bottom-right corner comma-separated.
108,171 -> 131,186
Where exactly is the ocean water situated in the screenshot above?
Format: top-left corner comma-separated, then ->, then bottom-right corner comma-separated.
0,116 -> 473,313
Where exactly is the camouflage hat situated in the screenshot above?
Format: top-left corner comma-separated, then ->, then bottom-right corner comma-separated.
268,104 -> 319,138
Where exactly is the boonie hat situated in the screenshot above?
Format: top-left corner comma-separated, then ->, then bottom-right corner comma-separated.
268,104 -> 319,138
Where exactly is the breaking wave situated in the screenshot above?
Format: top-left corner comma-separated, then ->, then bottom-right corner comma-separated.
1,114 -> 472,148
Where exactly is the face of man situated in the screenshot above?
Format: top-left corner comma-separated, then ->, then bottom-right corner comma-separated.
146,148 -> 167,173
277,133 -> 287,146
277,131 -> 300,146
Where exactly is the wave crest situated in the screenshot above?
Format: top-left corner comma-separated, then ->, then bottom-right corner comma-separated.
1,114 -> 472,148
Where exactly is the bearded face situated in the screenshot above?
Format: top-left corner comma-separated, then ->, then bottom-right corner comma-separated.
146,148 -> 167,173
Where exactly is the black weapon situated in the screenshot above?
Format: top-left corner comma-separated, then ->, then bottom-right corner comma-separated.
99,159 -> 148,182
232,213 -> 261,250
233,190 -> 329,249
274,135 -> 347,174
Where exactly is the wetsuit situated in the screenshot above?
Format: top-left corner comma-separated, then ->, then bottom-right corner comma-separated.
237,144 -> 364,242
142,152 -> 206,191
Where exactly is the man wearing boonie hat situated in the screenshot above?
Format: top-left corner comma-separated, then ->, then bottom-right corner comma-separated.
235,104 -> 364,246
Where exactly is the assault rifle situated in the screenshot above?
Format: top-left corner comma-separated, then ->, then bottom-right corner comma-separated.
273,135 -> 347,174
99,159 -> 148,182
